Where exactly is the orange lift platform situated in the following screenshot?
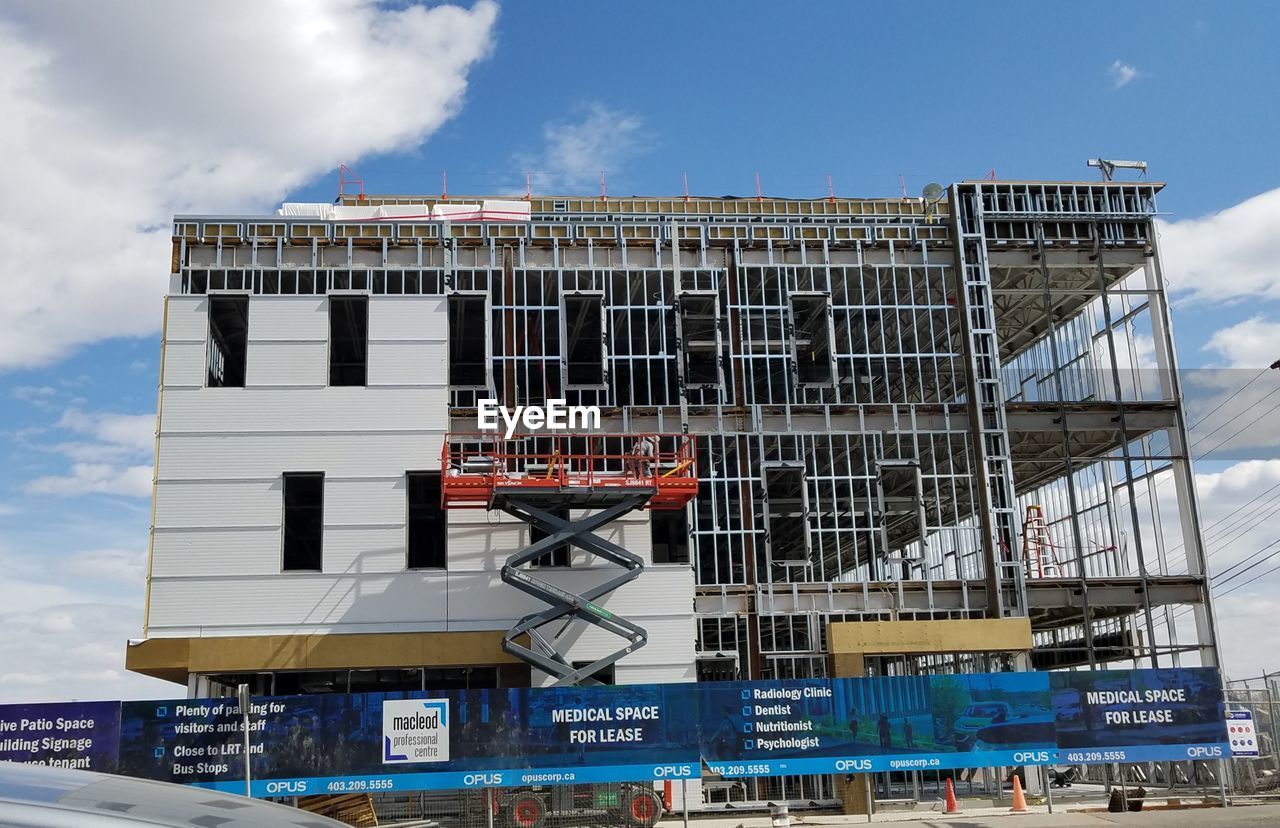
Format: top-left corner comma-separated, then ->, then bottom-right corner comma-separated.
439,433 -> 697,686
441,433 -> 698,511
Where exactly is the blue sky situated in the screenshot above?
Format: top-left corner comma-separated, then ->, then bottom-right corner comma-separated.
1,1 -> 1279,700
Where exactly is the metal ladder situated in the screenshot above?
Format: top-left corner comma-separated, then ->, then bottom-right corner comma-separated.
1022,504 -> 1063,578
495,493 -> 653,686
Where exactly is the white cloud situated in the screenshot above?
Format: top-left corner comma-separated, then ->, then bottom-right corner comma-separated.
1158,187 -> 1280,303
0,602 -> 172,702
19,407 -> 158,497
1107,60 -> 1139,88
0,0 -> 497,370
1203,316 -> 1280,368
1104,459 -> 1280,678
25,462 -> 152,498
11,385 -> 57,404
0,545 -> 165,701
57,408 -> 155,454
67,548 -> 148,585
517,103 -> 649,191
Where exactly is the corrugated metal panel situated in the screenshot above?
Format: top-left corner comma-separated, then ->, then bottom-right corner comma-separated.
150,527 -> 281,577
163,341 -> 207,388
246,341 -> 328,386
325,477 -> 406,526
157,433 -> 444,480
369,297 -> 447,341
367,342 -> 446,386
166,296 -> 208,341
154,480 -> 280,529
161,388 -> 449,432
248,296 -> 328,340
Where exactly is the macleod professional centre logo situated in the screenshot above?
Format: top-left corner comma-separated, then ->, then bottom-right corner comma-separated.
383,699 -> 450,764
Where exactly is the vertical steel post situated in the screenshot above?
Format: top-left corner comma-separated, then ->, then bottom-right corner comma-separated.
237,683 -> 251,798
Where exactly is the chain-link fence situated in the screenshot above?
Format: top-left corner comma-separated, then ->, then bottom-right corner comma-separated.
300,782 -> 674,828
294,761 -> 1238,827
1226,676 -> 1280,799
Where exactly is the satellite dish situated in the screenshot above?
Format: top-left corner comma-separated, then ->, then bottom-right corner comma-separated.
922,182 -> 944,202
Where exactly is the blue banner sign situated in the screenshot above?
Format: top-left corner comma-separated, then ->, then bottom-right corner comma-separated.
1049,667 -> 1228,763
0,701 -> 120,772
698,672 -> 1055,776
116,684 -> 699,797
0,667 -> 1229,796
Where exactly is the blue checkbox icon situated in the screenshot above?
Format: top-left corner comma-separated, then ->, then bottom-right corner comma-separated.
156,707 -> 167,717
153,746 -> 165,758
744,740 -> 755,750
741,689 -> 751,700
743,722 -> 753,733
742,706 -> 752,717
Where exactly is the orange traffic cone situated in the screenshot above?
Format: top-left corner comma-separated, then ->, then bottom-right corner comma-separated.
944,778 -> 961,814
1009,773 -> 1029,814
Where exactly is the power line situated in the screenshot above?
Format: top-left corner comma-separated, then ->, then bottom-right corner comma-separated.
1212,541 -> 1280,589
1186,368 -> 1271,432
1216,560 -> 1280,600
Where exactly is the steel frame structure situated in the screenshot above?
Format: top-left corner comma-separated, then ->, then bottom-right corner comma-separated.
173,179 -> 1220,804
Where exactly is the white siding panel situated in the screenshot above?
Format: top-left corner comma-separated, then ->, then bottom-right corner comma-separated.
445,520 -> 651,572
150,527 -> 280,576
614,664 -> 697,685
246,341 -> 327,387
166,296 -> 208,341
367,342 -> 446,386
148,566 -> 690,636
555,617 -> 696,664
324,526 -> 407,574
157,433 -> 444,480
446,521 -> 522,572
446,568 -> 693,624
162,341 -> 207,388
248,297 -> 328,340
148,573 -> 451,629
369,297 -> 447,341
325,477 -> 406,527
162,388 -> 449,432
154,480 -> 280,529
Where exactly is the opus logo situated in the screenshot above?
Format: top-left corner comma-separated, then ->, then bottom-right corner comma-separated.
477,399 -> 601,439
1187,746 -> 1223,758
836,759 -> 872,772
383,699 -> 450,765
1013,751 -> 1050,763
652,765 -> 693,778
464,773 -> 504,786
265,780 -> 308,794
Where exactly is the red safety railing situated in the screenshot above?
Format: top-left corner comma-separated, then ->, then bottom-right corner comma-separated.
440,433 -> 697,510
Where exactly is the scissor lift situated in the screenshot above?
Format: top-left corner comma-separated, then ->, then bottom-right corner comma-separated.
441,433 -> 697,686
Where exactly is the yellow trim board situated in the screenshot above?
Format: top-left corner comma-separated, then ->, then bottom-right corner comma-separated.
828,617 -> 1032,656
126,631 -> 523,685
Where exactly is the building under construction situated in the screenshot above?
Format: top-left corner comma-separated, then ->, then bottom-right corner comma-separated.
126,179 -> 1218,807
